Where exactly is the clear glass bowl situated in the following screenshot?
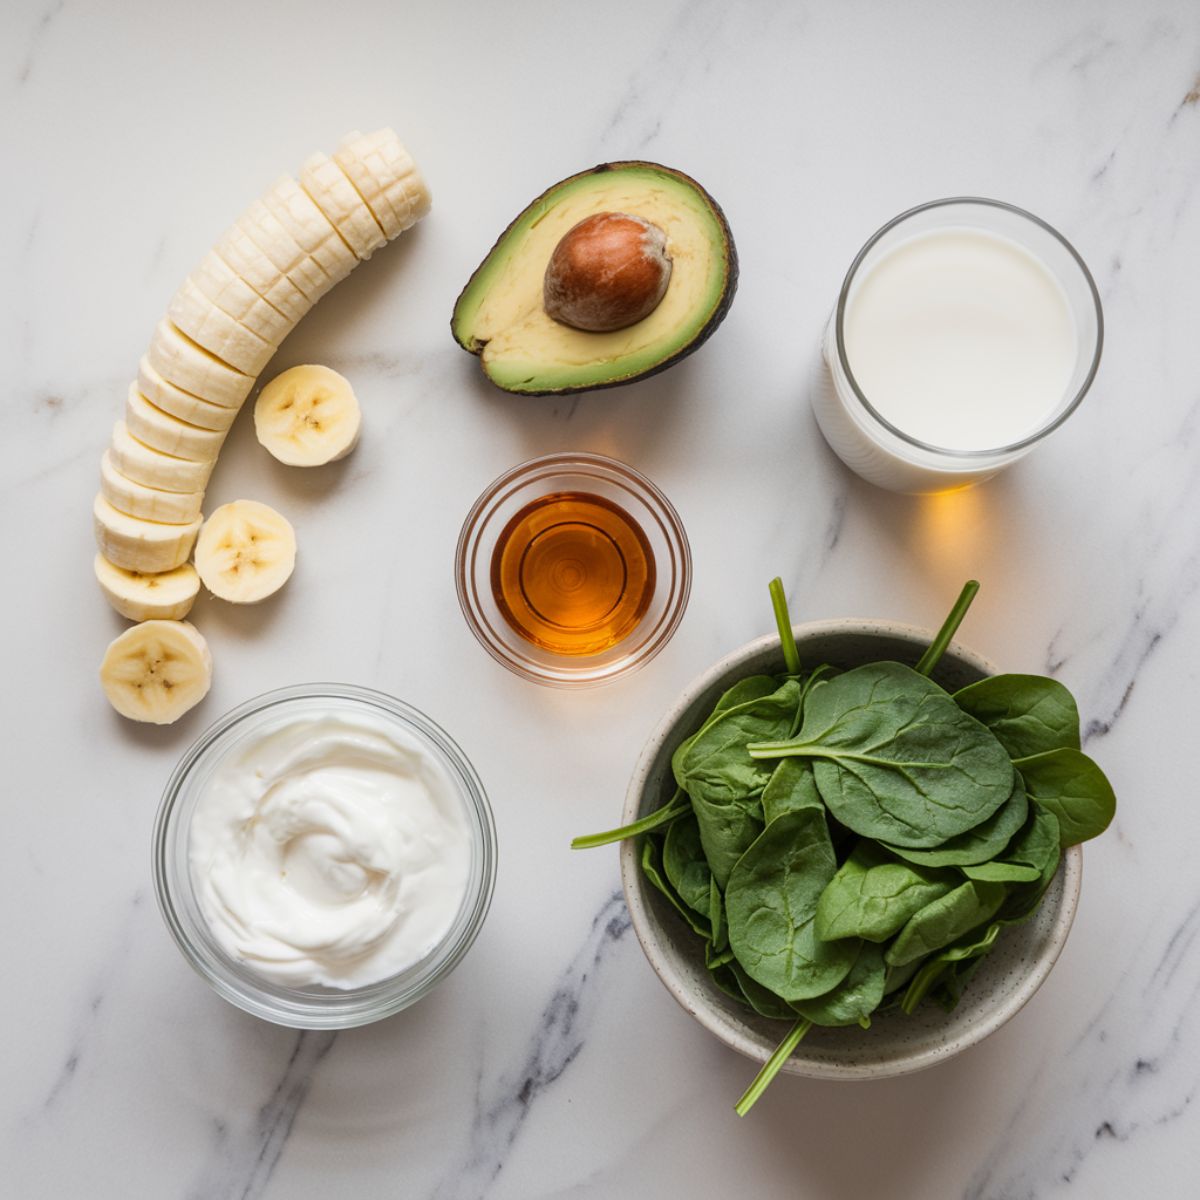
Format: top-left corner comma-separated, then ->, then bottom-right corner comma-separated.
455,452 -> 691,687
153,684 -> 497,1029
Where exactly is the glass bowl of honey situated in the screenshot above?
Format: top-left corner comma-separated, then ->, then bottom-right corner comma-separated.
455,452 -> 691,687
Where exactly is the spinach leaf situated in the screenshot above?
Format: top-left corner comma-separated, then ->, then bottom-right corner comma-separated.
708,962 -> 753,1010
709,876 -> 728,952
640,835 -> 711,940
730,961 -> 797,1020
997,807 -> 1062,922
953,674 -> 1081,758
959,859 -> 1040,883
961,799 -> 1061,883
882,957 -> 922,996
672,676 -> 786,773
884,773 -> 1028,868
1014,748 -> 1116,846
815,841 -> 958,942
706,940 -> 735,970
931,955 -> 988,1011
725,808 -> 859,1001
793,942 -> 887,1028
749,662 -> 1015,848
710,675 -> 786,718
761,758 -> 823,824
885,880 -> 1007,967
663,811 -> 714,920
675,678 -> 804,887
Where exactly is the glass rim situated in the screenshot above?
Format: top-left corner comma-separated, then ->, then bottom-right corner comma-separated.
152,682 -> 497,1029
833,196 -> 1105,459
455,451 -> 692,688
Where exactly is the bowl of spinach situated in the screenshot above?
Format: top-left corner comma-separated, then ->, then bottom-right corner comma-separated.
573,581 -> 1114,1112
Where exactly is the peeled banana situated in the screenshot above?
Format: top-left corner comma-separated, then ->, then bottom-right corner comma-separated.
94,128 -> 430,721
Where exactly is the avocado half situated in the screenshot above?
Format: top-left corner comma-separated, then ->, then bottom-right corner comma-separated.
451,162 -> 738,395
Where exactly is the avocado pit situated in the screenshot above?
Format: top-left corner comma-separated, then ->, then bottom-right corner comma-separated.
543,212 -> 673,333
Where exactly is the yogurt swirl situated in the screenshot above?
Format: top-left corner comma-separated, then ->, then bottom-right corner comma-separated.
188,712 -> 471,988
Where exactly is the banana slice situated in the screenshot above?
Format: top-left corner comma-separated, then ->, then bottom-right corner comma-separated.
254,365 -> 361,466
99,619 -> 212,724
262,175 -> 357,286
94,555 -> 200,621
334,131 -> 404,239
94,493 -> 201,573
195,500 -> 296,603
190,250 -> 295,346
110,420 -> 213,493
215,226 -> 313,325
125,384 -> 227,462
336,129 -> 430,236
100,451 -> 204,524
167,277 -> 278,374
237,202 -> 333,302
137,359 -> 241,432
300,152 -> 387,260
146,320 -> 255,409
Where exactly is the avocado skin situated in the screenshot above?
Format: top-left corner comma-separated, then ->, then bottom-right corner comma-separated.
451,161 -> 738,396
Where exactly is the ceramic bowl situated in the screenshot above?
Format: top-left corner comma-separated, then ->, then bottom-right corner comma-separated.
620,620 -> 1082,1081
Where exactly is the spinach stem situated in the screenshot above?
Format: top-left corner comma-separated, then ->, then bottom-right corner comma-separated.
770,577 -> 802,677
915,580 -> 980,677
569,796 -> 687,850
734,1017 -> 813,1117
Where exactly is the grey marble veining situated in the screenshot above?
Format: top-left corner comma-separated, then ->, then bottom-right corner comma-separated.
3,0 -> 1200,1197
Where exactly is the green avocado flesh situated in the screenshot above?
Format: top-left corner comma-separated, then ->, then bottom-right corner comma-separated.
452,162 -> 737,395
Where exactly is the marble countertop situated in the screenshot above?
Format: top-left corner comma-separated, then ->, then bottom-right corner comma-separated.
5,1 -> 1199,1196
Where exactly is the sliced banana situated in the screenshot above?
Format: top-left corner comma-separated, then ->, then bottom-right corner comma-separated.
195,500 -> 297,603
190,250 -> 295,345
334,131 -> 405,239
110,420 -> 213,493
137,358 -> 241,432
100,451 -> 204,524
254,365 -> 361,466
237,202 -> 332,302
214,226 -> 313,325
94,493 -> 201,573
300,152 -> 387,260
336,129 -> 430,236
146,320 -> 255,409
167,277 -> 278,375
125,384 -> 228,462
99,619 -> 212,724
94,555 -> 200,621
262,175 -> 357,286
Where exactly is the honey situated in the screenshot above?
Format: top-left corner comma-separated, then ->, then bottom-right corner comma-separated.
490,491 -> 655,656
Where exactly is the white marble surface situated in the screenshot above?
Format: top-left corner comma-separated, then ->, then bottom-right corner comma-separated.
4,0 -> 1199,1195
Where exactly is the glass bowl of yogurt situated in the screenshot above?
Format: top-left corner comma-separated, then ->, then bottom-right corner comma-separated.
153,684 -> 497,1028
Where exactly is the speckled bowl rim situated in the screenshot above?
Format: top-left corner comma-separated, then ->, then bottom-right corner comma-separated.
620,618 -> 1083,1082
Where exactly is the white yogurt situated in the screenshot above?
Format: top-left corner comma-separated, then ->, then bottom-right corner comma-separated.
188,712 -> 472,989
813,213 -> 1095,493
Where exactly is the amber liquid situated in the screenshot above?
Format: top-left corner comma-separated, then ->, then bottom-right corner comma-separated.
490,491 -> 656,656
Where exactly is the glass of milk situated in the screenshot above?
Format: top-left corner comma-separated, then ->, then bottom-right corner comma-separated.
813,198 -> 1103,493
